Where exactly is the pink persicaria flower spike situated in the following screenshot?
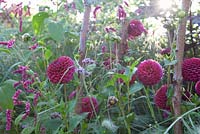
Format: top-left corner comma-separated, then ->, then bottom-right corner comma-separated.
137,59 -> 163,86
128,19 -> 147,39
93,6 -> 101,18
0,39 -> 15,48
22,102 -> 31,120
6,109 -> 12,131
117,5 -> 126,20
154,85 -> 170,110
29,43 -> 38,50
80,96 -> 99,119
47,56 -> 75,84
182,58 -> 200,82
195,80 -> 200,95
12,89 -> 23,105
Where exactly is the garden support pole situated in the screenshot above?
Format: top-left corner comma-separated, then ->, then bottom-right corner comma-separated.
119,20 -> 129,60
79,3 -> 91,65
173,0 -> 191,134
76,2 -> 91,114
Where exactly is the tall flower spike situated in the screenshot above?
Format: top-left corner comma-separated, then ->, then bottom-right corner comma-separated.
47,56 -> 75,84
6,109 -> 12,131
22,102 -> 31,120
182,58 -> 200,82
93,6 -> 101,18
12,89 -> 23,105
137,59 -> 163,86
117,5 -> 126,20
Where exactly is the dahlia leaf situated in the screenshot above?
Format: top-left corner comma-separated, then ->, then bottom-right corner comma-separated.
44,49 -> 52,60
130,82 -> 144,94
0,79 -> 17,110
164,59 -> 177,66
47,20 -> 65,42
69,113 -> 88,132
43,119 -> 62,133
32,12 -> 49,35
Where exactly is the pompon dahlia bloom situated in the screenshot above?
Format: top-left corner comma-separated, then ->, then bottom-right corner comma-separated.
80,97 -> 99,119
137,59 -> 163,86
195,80 -> 200,95
182,58 -> 200,82
128,19 -> 147,39
154,85 -> 169,110
47,56 -> 75,84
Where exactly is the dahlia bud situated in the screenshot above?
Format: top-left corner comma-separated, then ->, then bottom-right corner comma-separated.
107,96 -> 118,107
50,112 -> 62,119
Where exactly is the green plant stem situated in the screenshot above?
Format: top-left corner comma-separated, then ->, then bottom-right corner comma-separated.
167,66 -> 171,85
144,87 -> 157,125
164,106 -> 200,134
118,101 -> 131,134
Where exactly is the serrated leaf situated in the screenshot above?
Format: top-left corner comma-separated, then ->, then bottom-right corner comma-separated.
0,79 -> 17,110
130,82 -> 144,94
21,127 -> 34,134
44,49 -> 52,60
32,12 -> 49,35
69,113 -> 88,132
47,20 -> 65,42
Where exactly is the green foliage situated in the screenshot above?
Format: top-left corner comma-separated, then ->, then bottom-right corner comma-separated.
32,12 -> 49,35
0,79 -> 16,110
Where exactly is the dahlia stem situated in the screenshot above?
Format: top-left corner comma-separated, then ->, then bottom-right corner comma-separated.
118,98 -> 131,134
64,84 -> 67,102
144,87 -> 157,125
172,0 -> 191,134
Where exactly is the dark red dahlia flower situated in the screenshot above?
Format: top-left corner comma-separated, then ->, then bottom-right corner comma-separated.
128,19 -> 147,39
129,73 -> 137,85
182,58 -> 200,82
160,48 -> 171,55
154,85 -> 169,110
195,80 -> 200,95
80,97 -> 98,119
47,56 -> 75,84
182,90 -> 192,101
137,59 -> 163,86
